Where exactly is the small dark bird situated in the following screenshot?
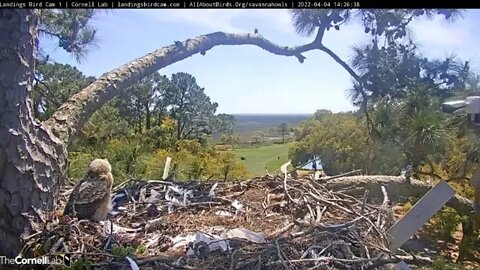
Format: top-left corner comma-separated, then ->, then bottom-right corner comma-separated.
254,28 -> 258,34
200,51 -> 206,56
64,159 -> 113,221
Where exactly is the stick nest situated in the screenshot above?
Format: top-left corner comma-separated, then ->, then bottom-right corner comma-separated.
24,174 -> 413,270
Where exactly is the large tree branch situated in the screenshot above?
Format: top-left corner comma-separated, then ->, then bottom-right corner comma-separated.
318,44 -> 377,134
318,45 -> 362,83
321,175 -> 475,217
44,32 -> 331,145
44,26 -> 368,147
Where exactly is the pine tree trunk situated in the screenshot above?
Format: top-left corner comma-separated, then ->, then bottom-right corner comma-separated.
0,9 -> 67,257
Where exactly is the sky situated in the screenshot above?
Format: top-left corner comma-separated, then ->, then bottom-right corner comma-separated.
42,9 -> 480,114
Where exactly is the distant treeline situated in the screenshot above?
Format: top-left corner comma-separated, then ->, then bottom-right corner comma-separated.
232,114 -> 311,134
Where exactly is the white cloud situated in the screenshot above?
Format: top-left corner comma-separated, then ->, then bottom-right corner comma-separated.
410,16 -> 468,47
247,9 -> 295,34
138,9 -> 245,32
135,9 -> 295,35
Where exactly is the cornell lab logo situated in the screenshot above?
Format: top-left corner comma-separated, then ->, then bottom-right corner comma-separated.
56,254 -> 71,267
0,254 -> 71,267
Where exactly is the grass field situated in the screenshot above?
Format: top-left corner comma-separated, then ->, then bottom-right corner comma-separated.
234,142 -> 294,177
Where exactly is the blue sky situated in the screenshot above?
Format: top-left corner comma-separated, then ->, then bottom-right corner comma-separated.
42,9 -> 480,114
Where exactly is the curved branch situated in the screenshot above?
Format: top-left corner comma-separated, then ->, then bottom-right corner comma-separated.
318,45 -> 362,83
318,44 -> 377,134
44,32 -> 325,145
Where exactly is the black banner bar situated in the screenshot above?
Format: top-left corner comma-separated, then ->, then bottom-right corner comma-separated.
1,0 -> 479,9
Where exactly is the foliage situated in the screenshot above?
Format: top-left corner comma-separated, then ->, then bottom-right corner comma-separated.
164,72 -> 219,140
429,208 -> 466,242
75,105 -> 131,151
69,258 -> 94,270
289,9 -> 471,176
252,131 -> 267,144
38,9 -> 104,62
421,256 -> 470,270
220,134 -> 240,149
32,63 -> 241,183
291,9 -> 463,39
111,245 -> 135,260
212,113 -> 236,135
33,62 -> 95,120
115,72 -> 169,133
143,140 -> 247,181
290,113 -> 404,175
67,152 -> 95,180
278,122 -> 289,143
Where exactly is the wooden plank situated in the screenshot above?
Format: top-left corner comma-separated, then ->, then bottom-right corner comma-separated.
162,156 -> 172,180
387,180 -> 455,251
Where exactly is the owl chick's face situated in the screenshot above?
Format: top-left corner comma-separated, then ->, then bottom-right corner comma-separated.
87,159 -> 112,176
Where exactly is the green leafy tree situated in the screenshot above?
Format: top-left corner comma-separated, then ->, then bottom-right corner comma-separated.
212,113 -> 236,135
291,112 -> 404,175
143,140 -> 247,181
278,122 -> 289,143
115,72 -> 168,133
313,109 -> 332,121
164,72 -> 219,141
220,134 -> 240,150
253,131 -> 266,144
33,62 -> 95,120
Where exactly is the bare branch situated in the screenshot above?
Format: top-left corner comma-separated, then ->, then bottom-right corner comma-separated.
321,175 -> 475,216
44,31 -> 331,145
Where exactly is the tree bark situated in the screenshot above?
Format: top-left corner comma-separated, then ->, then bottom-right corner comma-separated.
0,9 -> 67,257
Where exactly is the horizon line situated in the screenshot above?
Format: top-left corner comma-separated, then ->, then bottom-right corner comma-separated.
228,113 -> 314,115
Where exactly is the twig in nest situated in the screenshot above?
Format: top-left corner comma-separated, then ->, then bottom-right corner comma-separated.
361,189 -> 370,215
306,202 -> 315,223
300,244 -> 331,259
103,220 -> 114,251
275,239 -> 290,269
50,237 -> 64,253
376,186 -> 392,229
266,223 -> 295,240
316,205 -> 327,223
229,249 -> 239,270
308,191 -> 353,214
284,172 -> 300,205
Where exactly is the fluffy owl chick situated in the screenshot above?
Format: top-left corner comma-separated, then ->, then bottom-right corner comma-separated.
64,159 -> 113,221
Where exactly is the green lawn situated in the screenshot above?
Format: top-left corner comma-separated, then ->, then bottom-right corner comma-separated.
234,142 -> 294,177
